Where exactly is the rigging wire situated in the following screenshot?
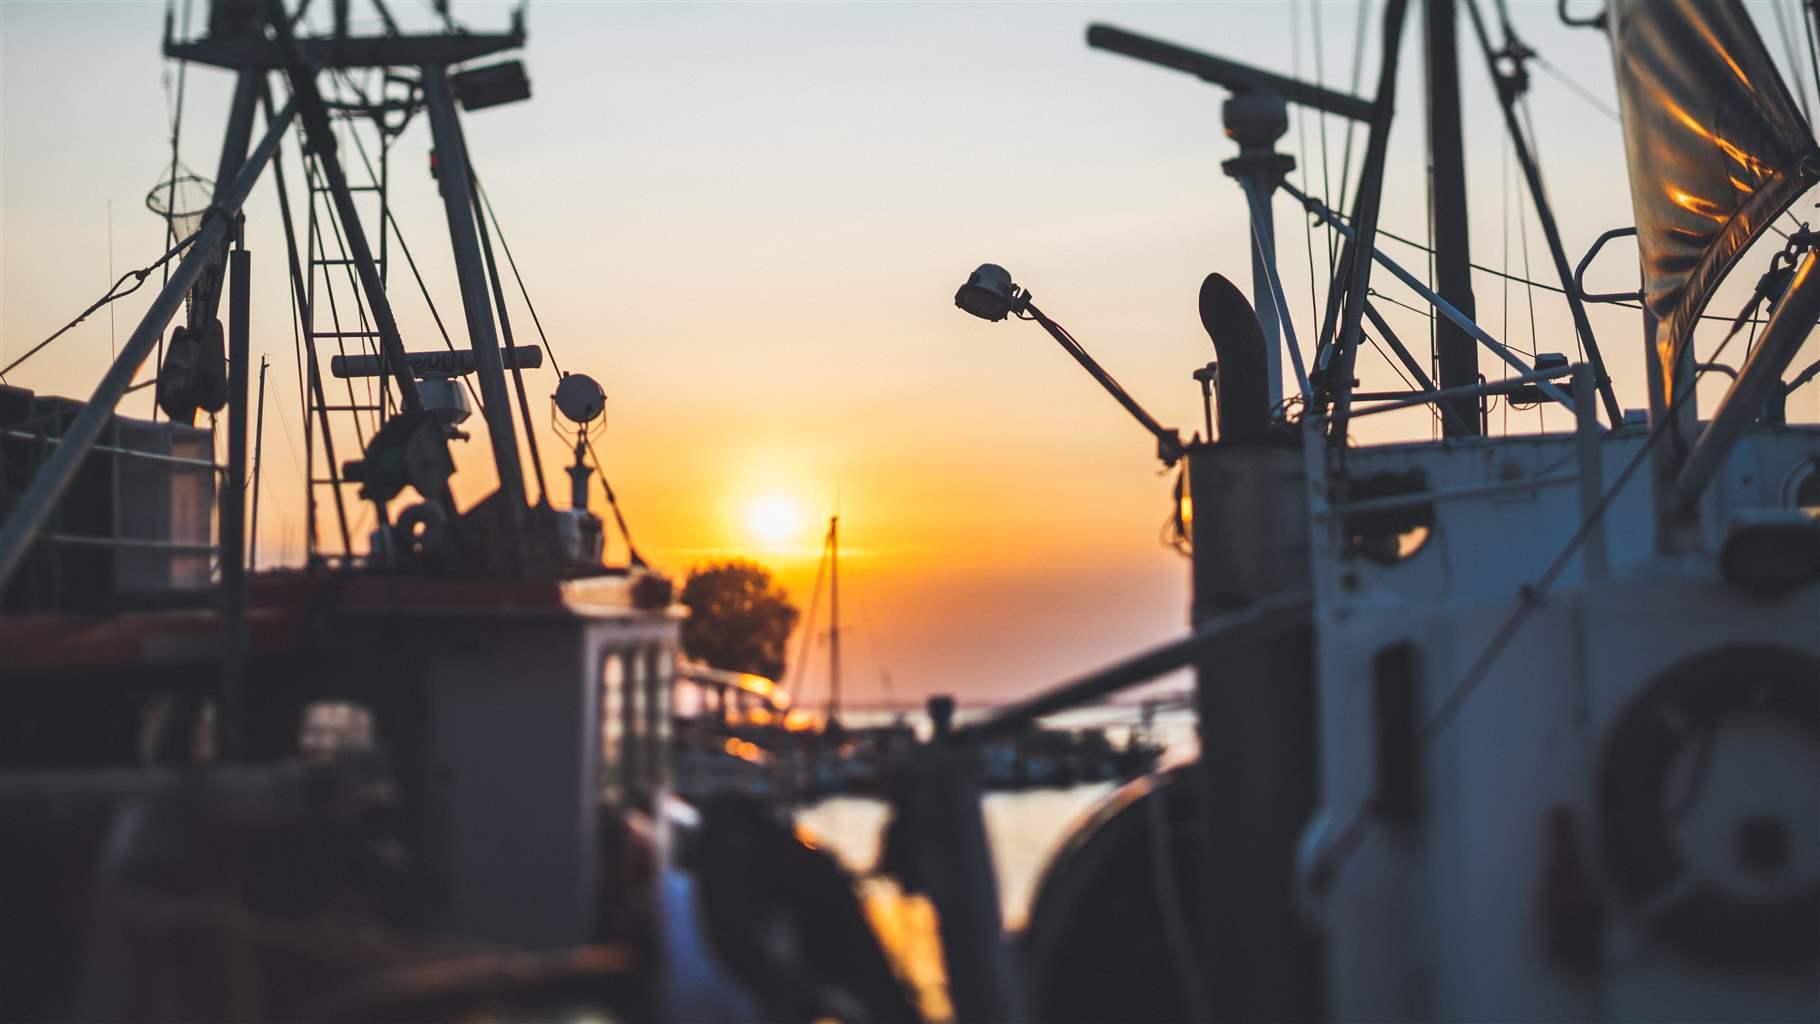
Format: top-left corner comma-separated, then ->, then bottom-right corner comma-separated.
1311,0 -> 1338,276
0,231 -> 201,384
1291,1 -> 1323,333
1804,1 -> 1820,130
1016,308 -> 1155,436
1516,99 -> 1566,361
1307,290 -> 1766,894
340,118 -> 483,411
790,523 -> 833,705
154,0 -> 196,422
1772,1 -> 1815,128
1501,124 -> 1513,434
1306,201 -> 1749,325
467,157 -> 551,505
1531,54 -> 1619,122
582,433 -> 646,569
1331,0 -> 1373,259
475,177 -> 565,377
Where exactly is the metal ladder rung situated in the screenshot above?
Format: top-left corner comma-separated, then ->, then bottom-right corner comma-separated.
312,258 -> 364,266
312,330 -> 382,338
319,404 -> 385,412
310,478 -> 359,486
311,184 -> 383,193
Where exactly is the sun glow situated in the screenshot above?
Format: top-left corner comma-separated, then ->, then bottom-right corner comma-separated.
746,495 -> 803,547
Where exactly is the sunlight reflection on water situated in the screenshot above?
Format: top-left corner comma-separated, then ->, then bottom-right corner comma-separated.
795,782 -> 1115,932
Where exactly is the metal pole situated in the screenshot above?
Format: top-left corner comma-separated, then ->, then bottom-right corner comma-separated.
0,99 -> 298,591
1239,177 -> 1311,397
828,514 -> 841,724
953,593 -> 1310,744
221,246 -> 252,761
1425,0 -> 1481,436
1572,363 -> 1609,580
1284,182 -> 1577,409
1362,300 -> 1474,435
420,64 -> 529,518
190,72 -> 261,331
260,81 -> 352,559
1248,175 -> 1284,399
249,356 -> 268,570
1324,0 -> 1413,443
1349,361 -> 1573,417
1675,249 -> 1820,508
1463,0 -> 1623,427
467,160 -> 549,504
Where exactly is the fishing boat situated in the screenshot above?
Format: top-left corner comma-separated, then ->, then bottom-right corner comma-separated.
0,4 -> 914,1020
880,2 -> 1820,1021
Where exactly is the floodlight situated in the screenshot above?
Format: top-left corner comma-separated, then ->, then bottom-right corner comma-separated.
554,373 -> 606,425
951,262 -> 1182,465
954,264 -> 1026,322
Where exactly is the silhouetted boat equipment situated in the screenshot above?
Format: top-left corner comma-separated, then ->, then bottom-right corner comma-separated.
913,2 -> 1820,1021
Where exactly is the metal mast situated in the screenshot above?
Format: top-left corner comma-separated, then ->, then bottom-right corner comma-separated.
827,513 -> 842,725
1425,0 -> 1480,436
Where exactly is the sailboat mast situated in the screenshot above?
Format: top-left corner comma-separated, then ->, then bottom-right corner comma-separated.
828,513 -> 841,723
1425,0 -> 1480,436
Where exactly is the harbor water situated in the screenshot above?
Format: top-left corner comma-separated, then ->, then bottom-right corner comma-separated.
795,704 -> 1199,929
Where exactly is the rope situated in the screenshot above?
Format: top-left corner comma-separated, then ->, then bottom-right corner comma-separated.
0,230 -> 200,383
582,433 -> 645,569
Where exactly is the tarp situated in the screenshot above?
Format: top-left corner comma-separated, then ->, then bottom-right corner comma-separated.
1607,0 -> 1819,408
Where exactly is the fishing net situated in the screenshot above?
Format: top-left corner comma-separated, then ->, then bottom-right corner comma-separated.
145,170 -> 214,243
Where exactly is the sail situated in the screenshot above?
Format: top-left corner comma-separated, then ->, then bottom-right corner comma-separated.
1607,0 -> 1819,407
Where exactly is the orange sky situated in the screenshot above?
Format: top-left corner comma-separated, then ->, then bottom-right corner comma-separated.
5,2 -> 1818,703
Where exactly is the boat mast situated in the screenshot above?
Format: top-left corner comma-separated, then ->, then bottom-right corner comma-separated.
827,512 -> 842,726
1425,0 -> 1481,436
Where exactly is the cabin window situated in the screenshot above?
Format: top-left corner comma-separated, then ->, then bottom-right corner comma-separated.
644,646 -> 674,787
1343,469 -> 1435,565
601,653 -> 626,803
299,701 -> 374,760
622,647 -> 645,794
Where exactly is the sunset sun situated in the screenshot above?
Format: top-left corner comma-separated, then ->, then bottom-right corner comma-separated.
745,495 -> 803,547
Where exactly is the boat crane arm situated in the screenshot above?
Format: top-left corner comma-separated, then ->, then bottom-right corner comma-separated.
0,99 -> 300,591
1086,24 -> 1374,122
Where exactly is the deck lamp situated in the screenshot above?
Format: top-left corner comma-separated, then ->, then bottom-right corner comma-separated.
953,263 -> 1183,466
955,263 -> 1027,322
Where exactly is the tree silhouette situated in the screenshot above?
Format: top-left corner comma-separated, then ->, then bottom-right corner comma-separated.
679,560 -> 800,680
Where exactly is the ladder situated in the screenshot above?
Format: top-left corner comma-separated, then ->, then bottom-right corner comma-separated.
299,107 -> 396,564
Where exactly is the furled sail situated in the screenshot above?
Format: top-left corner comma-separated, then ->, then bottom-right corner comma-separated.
1607,0 -> 1820,407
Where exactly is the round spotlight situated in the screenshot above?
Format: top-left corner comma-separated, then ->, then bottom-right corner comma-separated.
554,373 -> 606,425
955,263 -> 1024,322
